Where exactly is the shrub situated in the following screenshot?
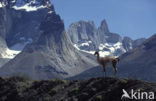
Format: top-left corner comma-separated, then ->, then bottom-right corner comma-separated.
51,88 -> 58,94
96,95 -> 102,100
72,88 -> 79,92
62,80 -> 67,84
120,78 -> 128,84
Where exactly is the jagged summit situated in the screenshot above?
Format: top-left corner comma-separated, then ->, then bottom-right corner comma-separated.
68,19 -> 146,57
98,19 -> 109,33
68,20 -> 97,44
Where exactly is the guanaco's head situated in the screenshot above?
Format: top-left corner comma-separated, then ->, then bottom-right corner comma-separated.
94,51 -> 99,56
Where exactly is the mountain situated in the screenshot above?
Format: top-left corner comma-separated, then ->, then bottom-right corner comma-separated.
68,20 -> 146,57
0,76 -> 155,101
0,0 -> 97,80
118,34 -> 156,81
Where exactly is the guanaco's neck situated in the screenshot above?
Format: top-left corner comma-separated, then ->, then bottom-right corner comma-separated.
96,53 -> 100,61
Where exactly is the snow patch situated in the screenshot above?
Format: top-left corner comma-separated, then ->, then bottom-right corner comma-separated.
99,51 -> 111,57
81,50 -> 95,55
79,41 -> 92,47
1,38 -> 33,59
13,5 -> 47,12
74,44 -> 94,54
73,44 -> 80,50
12,0 -> 16,3
0,3 -> 2,8
48,10 -> 53,14
0,2 -> 5,8
1,49 -> 20,59
74,45 -> 110,57
12,0 -> 47,12
81,42 -> 89,46
74,41 -> 126,57
74,44 -> 110,57
99,42 -> 125,53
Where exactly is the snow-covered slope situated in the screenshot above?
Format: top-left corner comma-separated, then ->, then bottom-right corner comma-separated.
12,0 -> 51,12
73,41 -> 126,57
0,36 -> 20,67
1,49 -> 20,59
0,36 -> 19,59
0,37 -> 32,59
0,0 -> 51,11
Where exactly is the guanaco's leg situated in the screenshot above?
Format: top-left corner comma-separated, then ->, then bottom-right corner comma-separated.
112,60 -> 117,76
102,65 -> 106,77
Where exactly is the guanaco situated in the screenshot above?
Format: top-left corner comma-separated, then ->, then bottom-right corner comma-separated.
94,51 -> 120,77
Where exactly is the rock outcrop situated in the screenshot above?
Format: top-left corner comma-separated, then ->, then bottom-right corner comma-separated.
68,20 -> 145,57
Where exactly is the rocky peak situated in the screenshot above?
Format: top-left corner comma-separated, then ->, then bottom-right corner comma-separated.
122,36 -> 133,51
123,36 -> 133,43
88,20 -> 94,25
68,20 -> 97,44
98,19 -> 109,33
71,20 -> 96,29
141,34 -> 156,50
33,11 -> 66,49
40,12 -> 64,35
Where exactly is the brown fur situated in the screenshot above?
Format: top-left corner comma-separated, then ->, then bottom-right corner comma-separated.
94,51 -> 119,77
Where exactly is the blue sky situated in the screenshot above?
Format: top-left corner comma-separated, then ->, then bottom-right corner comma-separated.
51,0 -> 156,39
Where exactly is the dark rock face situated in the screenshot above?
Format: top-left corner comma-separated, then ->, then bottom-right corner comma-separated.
0,0 -> 52,47
68,20 -> 97,43
97,20 -> 122,44
118,34 -> 156,81
68,20 -> 145,57
0,0 -> 97,80
98,19 -> 109,33
0,77 -> 155,101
